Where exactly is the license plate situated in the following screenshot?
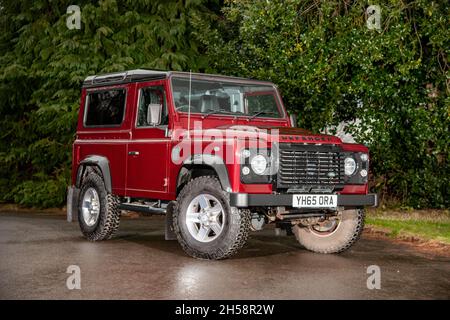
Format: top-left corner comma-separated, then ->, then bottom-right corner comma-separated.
292,194 -> 337,208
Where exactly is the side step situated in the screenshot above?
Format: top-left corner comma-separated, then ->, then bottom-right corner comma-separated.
118,202 -> 177,241
118,203 -> 166,214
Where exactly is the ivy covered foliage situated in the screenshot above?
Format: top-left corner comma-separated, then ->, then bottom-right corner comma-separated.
195,0 -> 449,208
0,0 -> 217,207
0,0 -> 448,209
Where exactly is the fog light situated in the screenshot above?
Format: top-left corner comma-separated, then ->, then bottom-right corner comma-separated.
344,157 -> 357,176
360,169 -> 368,177
242,166 -> 250,175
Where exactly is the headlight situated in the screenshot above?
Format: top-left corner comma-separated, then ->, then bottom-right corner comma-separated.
250,154 -> 268,175
344,157 -> 357,176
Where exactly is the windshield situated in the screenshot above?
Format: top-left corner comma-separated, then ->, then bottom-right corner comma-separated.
171,77 -> 283,118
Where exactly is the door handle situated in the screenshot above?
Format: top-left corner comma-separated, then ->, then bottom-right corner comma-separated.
128,151 -> 140,156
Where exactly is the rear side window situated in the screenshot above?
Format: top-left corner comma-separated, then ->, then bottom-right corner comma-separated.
84,89 -> 126,126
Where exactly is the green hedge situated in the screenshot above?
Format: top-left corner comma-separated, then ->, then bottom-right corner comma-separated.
194,0 -> 449,208
0,0 -> 448,208
0,0 -> 216,208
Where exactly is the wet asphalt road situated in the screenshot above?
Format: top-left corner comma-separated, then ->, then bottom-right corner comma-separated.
0,211 -> 449,300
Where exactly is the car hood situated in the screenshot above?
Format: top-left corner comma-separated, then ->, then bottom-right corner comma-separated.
213,124 -> 342,144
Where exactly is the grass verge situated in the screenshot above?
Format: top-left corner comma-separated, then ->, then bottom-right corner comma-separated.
365,209 -> 450,244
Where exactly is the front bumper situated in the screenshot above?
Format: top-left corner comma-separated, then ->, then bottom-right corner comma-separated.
230,193 -> 378,208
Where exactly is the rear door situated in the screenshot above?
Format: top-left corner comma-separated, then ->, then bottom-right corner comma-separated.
126,80 -> 170,197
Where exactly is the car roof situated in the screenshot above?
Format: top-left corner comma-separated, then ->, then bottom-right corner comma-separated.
82,69 -> 275,88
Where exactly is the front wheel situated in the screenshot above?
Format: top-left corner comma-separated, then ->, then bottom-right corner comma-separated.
173,176 -> 251,260
293,209 -> 365,254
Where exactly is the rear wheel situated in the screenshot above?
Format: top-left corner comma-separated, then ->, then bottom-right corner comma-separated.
173,176 -> 251,260
78,170 -> 120,241
293,209 -> 365,253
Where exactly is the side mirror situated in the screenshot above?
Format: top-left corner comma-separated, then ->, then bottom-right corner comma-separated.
289,113 -> 297,127
147,103 -> 162,126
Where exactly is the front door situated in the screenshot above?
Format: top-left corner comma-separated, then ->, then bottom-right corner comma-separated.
126,81 -> 170,197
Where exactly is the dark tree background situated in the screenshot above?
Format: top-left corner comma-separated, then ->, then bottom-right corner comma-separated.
0,0 -> 448,208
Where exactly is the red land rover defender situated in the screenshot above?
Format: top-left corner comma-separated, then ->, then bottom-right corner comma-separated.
67,69 -> 377,260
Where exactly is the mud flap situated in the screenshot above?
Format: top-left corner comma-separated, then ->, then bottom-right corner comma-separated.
66,186 -> 80,222
165,201 -> 177,240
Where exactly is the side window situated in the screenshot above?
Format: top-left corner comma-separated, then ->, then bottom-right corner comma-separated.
84,89 -> 126,126
137,86 -> 168,127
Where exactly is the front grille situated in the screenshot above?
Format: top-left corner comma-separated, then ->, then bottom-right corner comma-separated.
277,145 -> 344,190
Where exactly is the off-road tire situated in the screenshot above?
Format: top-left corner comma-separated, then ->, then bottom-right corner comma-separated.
78,170 -> 121,241
173,176 -> 251,260
293,209 -> 365,254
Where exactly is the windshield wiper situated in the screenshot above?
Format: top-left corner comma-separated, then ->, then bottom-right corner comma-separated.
249,110 -> 277,120
202,108 -> 236,119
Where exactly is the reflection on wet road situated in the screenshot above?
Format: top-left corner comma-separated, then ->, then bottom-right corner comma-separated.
0,212 -> 449,299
